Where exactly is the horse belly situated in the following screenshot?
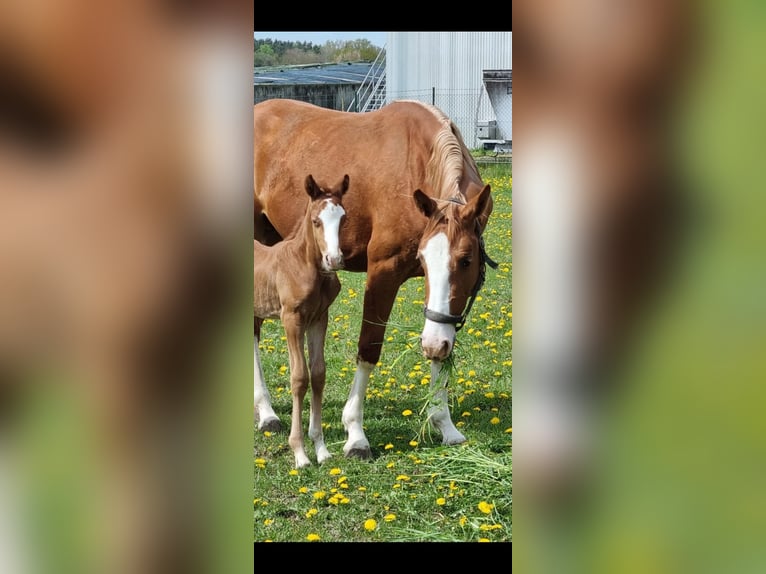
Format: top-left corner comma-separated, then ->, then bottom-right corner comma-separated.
253,268 -> 281,320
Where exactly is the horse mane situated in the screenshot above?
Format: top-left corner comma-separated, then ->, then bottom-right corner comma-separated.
396,100 -> 482,200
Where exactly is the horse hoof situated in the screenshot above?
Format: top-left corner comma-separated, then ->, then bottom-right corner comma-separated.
258,417 -> 282,433
295,456 -> 312,469
344,446 -> 372,460
442,432 -> 467,446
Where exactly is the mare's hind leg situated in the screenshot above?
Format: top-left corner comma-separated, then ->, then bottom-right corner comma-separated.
282,313 -> 311,469
342,264 -> 401,459
254,317 -> 281,432
307,312 -> 331,464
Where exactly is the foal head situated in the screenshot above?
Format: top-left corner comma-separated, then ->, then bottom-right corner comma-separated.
305,173 -> 349,272
414,185 -> 493,360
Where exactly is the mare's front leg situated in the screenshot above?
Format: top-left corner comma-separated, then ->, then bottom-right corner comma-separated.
307,310 -> 332,464
254,317 -> 281,432
428,360 -> 467,445
282,312 -> 311,468
342,262 -> 401,459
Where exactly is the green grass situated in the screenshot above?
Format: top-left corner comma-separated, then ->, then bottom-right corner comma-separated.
254,163 -> 511,542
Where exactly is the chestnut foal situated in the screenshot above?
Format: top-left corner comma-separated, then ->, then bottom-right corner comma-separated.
254,174 -> 348,468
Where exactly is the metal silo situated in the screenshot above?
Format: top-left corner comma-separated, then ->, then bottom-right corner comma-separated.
385,32 -> 512,149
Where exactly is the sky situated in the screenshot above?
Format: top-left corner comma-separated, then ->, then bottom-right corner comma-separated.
253,32 -> 387,48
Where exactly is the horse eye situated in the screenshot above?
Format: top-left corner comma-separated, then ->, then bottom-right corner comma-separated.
312,219 -> 320,227
460,257 -> 472,268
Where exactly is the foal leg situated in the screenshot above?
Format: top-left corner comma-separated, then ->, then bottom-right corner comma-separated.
342,265 -> 400,459
254,318 -> 280,432
282,314 -> 311,468
307,313 -> 331,464
428,360 -> 467,445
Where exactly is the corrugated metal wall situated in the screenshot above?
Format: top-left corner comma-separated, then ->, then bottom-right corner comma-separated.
386,32 -> 512,149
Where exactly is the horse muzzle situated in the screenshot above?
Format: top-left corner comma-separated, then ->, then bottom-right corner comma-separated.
420,322 -> 455,360
323,253 -> 345,271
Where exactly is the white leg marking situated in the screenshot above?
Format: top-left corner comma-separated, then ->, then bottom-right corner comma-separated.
428,360 -> 467,445
342,361 -> 374,456
254,337 -> 280,430
514,122 -> 593,490
420,232 -> 457,359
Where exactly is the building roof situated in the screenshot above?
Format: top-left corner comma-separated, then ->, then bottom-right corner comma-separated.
253,62 -> 378,86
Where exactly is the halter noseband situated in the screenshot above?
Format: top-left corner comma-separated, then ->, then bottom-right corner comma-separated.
423,220 -> 498,332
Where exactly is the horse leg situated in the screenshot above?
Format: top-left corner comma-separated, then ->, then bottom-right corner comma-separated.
307,312 -> 331,464
428,360 -> 467,445
282,314 -> 311,468
342,267 -> 400,459
254,317 -> 280,432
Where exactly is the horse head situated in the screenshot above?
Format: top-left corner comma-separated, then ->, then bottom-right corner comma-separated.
305,174 -> 349,272
413,184 -> 495,361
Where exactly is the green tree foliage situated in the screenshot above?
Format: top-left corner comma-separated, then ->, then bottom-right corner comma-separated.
254,38 -> 383,67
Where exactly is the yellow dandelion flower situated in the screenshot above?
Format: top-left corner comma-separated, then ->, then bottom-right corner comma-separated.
254,458 -> 266,465
402,409 -> 413,417
358,486 -> 367,492
340,497 -> 351,504
478,538 -> 490,542
384,513 -> 396,522
436,497 -> 446,506
409,440 -> 418,447
288,469 -> 298,476
299,486 -> 308,494
459,516 -> 468,526
313,491 -> 326,500
364,519 -> 377,531
263,519 -> 274,526
263,431 -> 273,437
505,427 -> 512,433
305,508 -> 318,518
306,533 -> 321,542
337,476 -> 347,484
329,467 -> 342,476
490,417 -> 501,425
395,474 -> 410,481
384,443 -> 394,450
484,392 -> 495,399
478,501 -> 494,514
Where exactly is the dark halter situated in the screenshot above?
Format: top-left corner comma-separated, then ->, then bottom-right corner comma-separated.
423,219 -> 499,332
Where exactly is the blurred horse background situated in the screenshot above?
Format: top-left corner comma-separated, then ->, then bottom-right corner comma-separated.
0,1 -> 253,573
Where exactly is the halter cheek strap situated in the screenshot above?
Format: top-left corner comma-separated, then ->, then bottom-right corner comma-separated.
423,221 -> 499,332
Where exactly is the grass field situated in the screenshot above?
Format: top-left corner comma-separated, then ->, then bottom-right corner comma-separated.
254,161 -> 512,542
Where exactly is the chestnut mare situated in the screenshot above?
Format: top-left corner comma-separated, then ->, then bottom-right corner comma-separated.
254,174 -> 348,468
254,99 -> 495,458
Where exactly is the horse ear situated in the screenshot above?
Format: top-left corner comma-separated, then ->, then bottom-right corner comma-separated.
340,174 -> 350,195
413,189 -> 437,218
305,175 -> 321,199
462,184 -> 492,225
